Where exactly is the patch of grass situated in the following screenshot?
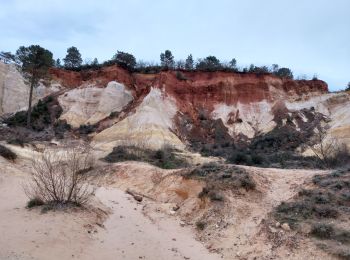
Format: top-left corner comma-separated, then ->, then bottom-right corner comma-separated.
104,145 -> 189,169
195,220 -> 206,230
273,169 -> 350,258
0,144 -> 17,161
78,124 -> 96,135
183,162 -> 256,193
311,223 -> 334,239
7,137 -> 26,147
27,198 -> 44,208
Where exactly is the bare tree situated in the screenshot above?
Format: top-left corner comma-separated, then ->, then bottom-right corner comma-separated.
24,146 -> 96,206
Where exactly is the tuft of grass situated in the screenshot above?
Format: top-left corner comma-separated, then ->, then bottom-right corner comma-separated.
195,220 -> 206,230
27,198 -> 44,208
311,223 -> 334,239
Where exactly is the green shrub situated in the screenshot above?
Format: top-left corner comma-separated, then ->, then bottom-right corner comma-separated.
27,197 -> 44,208
311,223 -> 334,239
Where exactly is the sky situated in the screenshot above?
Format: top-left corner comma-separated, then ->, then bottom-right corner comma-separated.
0,0 -> 349,91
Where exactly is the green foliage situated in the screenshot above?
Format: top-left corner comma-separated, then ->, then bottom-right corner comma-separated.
247,64 -> 270,74
55,58 -> 61,68
346,82 -> 350,91
229,58 -> 237,70
196,56 -> 222,71
27,197 -> 44,208
16,45 -> 54,84
0,51 -> 16,64
311,223 -> 334,239
104,145 -> 189,169
184,162 -> 256,191
63,46 -> 82,68
160,50 -> 174,68
4,97 -> 62,131
78,124 -> 96,135
112,51 -> 136,70
273,67 -> 293,79
185,54 -> 194,70
274,169 -> 350,231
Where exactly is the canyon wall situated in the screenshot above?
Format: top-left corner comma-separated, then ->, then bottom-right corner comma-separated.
3,61 -> 349,152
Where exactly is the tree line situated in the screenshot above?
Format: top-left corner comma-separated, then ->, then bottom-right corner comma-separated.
1,46 -> 297,79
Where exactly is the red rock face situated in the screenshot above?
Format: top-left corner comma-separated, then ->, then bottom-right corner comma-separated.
50,65 -> 328,121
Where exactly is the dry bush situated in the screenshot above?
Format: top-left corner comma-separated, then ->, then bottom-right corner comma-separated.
308,125 -> 350,168
24,146 -> 96,207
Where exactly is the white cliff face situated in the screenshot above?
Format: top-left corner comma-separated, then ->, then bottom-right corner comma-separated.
0,62 -> 29,115
212,101 -> 276,138
0,62 -> 62,116
93,87 -> 185,151
286,92 -> 350,147
58,81 -> 134,127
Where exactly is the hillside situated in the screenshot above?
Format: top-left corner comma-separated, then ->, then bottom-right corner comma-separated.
0,61 -> 349,260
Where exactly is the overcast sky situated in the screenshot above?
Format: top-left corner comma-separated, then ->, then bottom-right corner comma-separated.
0,0 -> 349,91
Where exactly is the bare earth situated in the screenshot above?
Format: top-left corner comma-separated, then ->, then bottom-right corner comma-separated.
0,146 -> 336,260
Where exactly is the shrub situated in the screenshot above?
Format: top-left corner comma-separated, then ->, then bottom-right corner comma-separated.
78,124 -> 96,135
184,162 -> 256,193
7,138 -> 26,147
176,71 -> 187,80
104,144 -> 189,169
27,197 -> 44,208
195,220 -> 206,230
251,154 -> 263,165
311,223 -> 334,239
0,144 -> 17,161
24,146 -> 96,206
228,151 -> 252,165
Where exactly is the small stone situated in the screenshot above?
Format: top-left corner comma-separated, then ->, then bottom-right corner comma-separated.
281,223 -> 291,231
275,222 -> 281,228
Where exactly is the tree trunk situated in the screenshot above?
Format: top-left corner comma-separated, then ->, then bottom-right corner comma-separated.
27,77 -> 35,128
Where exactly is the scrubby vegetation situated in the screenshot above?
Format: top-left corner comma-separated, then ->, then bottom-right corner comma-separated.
103,144 -> 189,169
4,96 -> 62,131
24,146 -> 96,209
183,162 -> 256,202
273,168 -> 350,258
0,144 -> 17,161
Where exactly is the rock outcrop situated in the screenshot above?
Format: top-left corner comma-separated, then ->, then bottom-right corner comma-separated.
0,62 -> 62,116
3,62 -> 350,153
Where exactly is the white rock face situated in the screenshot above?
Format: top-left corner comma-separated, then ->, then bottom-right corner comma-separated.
0,62 -> 29,115
58,81 -> 133,127
93,87 -> 184,151
212,101 -> 276,138
286,92 -> 350,147
0,62 -> 62,116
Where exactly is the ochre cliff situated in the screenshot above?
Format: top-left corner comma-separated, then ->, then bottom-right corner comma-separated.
4,62 -> 348,153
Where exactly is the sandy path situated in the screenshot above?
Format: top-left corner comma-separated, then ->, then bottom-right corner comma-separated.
82,187 -> 221,260
0,158 -> 220,260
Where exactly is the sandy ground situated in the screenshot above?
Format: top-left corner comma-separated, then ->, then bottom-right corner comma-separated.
0,144 -> 336,260
0,155 -> 220,260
